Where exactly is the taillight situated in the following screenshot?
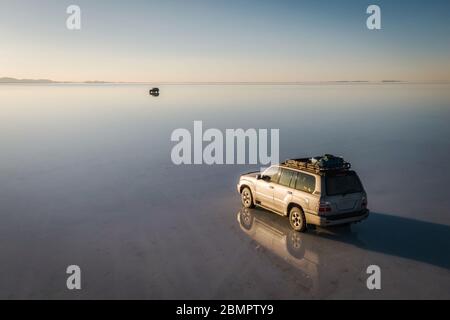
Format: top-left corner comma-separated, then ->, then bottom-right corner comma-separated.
319,201 -> 332,213
361,197 -> 368,208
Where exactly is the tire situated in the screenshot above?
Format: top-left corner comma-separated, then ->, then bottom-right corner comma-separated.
241,187 -> 255,208
289,206 -> 307,232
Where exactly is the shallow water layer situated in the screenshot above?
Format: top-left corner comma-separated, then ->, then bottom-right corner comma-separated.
0,84 -> 449,299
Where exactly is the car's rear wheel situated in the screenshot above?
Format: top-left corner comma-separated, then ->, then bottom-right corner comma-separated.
289,206 -> 307,232
241,187 -> 255,208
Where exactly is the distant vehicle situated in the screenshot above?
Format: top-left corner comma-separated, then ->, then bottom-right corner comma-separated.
237,154 -> 369,232
149,87 -> 160,96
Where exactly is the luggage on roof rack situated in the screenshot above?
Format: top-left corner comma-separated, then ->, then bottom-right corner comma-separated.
284,154 -> 351,174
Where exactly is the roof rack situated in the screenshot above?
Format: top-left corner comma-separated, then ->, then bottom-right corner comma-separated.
283,155 -> 351,175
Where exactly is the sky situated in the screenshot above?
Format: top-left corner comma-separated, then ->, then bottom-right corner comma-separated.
1,0 -> 450,82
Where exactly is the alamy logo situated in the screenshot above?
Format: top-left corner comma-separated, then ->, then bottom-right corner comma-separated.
366,265 -> 381,290
171,121 -> 279,165
66,5 -> 81,30
366,5 -> 381,30
66,265 -> 81,290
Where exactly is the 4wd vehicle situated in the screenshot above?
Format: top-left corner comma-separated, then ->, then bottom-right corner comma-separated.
237,155 -> 369,232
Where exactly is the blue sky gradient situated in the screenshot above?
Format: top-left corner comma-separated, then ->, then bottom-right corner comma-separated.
1,0 -> 449,82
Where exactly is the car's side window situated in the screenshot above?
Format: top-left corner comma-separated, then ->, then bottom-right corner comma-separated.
296,173 -> 316,194
262,166 -> 281,183
278,169 -> 295,187
290,172 -> 298,189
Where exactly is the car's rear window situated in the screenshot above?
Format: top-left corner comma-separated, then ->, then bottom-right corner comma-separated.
325,172 -> 363,196
296,172 -> 316,194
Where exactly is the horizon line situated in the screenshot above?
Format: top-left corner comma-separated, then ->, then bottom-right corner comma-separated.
1,77 -> 449,85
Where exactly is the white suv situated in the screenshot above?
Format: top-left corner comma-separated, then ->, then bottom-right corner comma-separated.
237,155 -> 369,232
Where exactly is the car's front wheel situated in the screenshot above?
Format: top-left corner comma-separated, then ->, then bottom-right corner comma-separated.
289,206 -> 307,232
241,187 -> 255,208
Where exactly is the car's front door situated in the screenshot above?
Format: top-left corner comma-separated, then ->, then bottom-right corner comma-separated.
255,166 -> 280,209
273,168 -> 296,214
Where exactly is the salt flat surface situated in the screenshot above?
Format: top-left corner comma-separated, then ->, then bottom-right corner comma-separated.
1,84 -> 449,299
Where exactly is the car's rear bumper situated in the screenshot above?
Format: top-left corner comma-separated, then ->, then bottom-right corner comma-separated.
306,209 -> 369,226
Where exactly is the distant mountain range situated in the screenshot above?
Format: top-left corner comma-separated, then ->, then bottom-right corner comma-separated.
0,77 -> 108,84
0,77 -> 56,83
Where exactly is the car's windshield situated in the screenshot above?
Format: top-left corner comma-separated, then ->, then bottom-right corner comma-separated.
325,172 -> 363,196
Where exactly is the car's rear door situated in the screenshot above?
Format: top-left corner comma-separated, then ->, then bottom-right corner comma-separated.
324,172 -> 365,214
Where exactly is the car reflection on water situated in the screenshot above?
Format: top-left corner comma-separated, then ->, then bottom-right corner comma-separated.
237,207 -> 367,297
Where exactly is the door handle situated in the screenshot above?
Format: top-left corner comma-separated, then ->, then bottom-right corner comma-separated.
287,191 -> 293,195
269,186 -> 274,189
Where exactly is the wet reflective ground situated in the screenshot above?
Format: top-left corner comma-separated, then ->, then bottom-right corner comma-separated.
1,84 -> 450,299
